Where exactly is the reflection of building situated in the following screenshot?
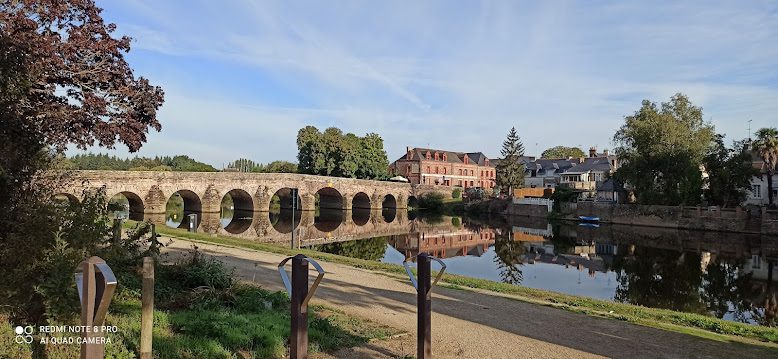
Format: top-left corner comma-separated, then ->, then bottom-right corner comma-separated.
389,219 -> 497,259
511,225 -> 617,275
744,254 -> 778,282
389,147 -> 496,190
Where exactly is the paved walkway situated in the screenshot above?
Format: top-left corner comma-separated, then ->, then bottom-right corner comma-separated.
161,238 -> 774,359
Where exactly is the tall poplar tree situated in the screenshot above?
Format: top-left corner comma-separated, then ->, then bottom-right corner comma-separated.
496,127 -> 526,196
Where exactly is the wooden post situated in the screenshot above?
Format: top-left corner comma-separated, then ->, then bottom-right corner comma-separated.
417,253 -> 432,359
140,257 -> 154,359
80,260 -> 101,359
290,254 -> 309,359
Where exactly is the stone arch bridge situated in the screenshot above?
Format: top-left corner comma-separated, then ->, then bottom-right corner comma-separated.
59,170 -> 416,226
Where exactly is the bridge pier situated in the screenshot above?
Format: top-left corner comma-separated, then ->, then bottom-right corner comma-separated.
202,185 -> 222,213
143,186 -> 167,225
254,186 -> 272,212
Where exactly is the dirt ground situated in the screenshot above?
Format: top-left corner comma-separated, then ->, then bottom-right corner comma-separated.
161,238 -> 775,359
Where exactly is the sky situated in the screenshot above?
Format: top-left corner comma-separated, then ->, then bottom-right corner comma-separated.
72,0 -> 778,167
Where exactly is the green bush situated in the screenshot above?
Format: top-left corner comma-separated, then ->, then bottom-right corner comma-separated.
452,188 -> 462,199
0,319 -> 33,359
418,192 -> 444,211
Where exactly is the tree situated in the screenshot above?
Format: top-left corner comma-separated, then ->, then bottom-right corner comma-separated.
613,93 -> 714,205
262,160 -> 298,173
296,126 -> 389,180
0,0 -> 163,324
753,127 -> 778,206
541,146 -> 585,159
495,127 -> 526,196
1,0 -> 164,152
703,135 -> 758,207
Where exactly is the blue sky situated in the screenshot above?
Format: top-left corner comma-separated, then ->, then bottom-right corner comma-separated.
74,0 -> 778,167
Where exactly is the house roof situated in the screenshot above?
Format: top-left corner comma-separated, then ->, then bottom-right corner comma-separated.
564,156 -> 614,175
394,147 -> 495,166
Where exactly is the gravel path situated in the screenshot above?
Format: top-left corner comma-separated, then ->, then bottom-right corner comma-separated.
161,238 -> 774,359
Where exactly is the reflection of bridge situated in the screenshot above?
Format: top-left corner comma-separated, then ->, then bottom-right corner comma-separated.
59,170 -> 417,229
191,209 -> 414,247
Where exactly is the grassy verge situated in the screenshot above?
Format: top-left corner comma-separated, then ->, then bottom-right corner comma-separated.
4,236 -> 398,359
135,221 -> 778,347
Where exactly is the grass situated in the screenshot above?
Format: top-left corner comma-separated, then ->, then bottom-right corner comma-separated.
4,237 -> 399,359
133,221 -> 778,348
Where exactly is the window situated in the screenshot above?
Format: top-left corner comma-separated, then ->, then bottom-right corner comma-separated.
459,169 -> 463,175
481,170 -> 484,177
753,185 -> 762,198
406,165 -> 411,174
435,152 -> 440,161
470,181 -> 474,186
426,151 -> 431,160
443,167 -> 447,174
443,153 -> 447,161
470,170 -> 474,176
458,180 -> 462,186
427,166 -> 431,173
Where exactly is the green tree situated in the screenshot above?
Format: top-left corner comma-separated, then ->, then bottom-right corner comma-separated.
262,160 -> 298,173
613,93 -> 714,205
703,135 -> 758,207
296,126 -> 389,180
227,158 -> 258,172
495,127 -> 526,196
753,127 -> 778,206
541,146 -> 585,159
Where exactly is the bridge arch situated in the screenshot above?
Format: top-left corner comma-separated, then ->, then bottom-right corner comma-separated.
382,194 -> 397,209
109,191 -> 145,221
221,189 -> 254,234
166,190 -> 202,229
352,192 -> 371,226
352,192 -> 371,209
316,187 -> 344,210
407,195 -> 419,209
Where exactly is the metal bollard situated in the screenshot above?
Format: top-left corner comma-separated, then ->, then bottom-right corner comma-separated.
404,253 -> 447,359
278,254 -> 325,359
74,256 -> 118,359
187,213 -> 198,232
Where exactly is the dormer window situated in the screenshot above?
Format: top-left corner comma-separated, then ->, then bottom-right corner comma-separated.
464,156 -> 469,164
442,153 -> 447,161
485,159 -> 489,166
434,152 -> 440,161
425,151 -> 431,160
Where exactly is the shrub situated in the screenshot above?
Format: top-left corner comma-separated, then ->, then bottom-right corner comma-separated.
418,192 -> 444,211
452,188 -> 462,199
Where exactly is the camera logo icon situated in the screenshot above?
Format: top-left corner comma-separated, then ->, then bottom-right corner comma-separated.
14,326 -> 34,344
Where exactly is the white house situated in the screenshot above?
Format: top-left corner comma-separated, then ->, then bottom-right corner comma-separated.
745,157 -> 778,206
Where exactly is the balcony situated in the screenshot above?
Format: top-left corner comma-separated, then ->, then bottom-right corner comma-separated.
560,181 -> 597,191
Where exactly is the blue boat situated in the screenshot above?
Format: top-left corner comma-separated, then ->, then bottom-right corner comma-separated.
578,216 -> 600,222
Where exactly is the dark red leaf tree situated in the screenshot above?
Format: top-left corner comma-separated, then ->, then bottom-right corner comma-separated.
1,0 -> 164,152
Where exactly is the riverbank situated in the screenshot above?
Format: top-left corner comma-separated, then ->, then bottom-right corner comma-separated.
138,221 -> 778,347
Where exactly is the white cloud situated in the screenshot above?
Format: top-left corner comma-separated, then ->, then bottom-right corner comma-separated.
88,0 -> 778,164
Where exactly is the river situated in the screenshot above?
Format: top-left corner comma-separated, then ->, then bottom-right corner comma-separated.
134,198 -> 778,327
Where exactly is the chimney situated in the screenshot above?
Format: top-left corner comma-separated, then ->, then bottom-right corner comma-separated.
589,147 -> 597,158
407,146 -> 413,159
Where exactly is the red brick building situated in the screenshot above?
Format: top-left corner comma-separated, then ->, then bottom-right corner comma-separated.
389,147 -> 496,190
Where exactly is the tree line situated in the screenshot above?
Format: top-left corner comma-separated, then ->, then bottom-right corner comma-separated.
65,153 -> 217,172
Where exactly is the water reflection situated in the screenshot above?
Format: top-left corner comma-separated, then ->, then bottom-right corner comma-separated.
187,204 -> 778,326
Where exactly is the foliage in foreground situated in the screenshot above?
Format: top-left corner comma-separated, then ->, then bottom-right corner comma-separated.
3,243 -> 395,358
